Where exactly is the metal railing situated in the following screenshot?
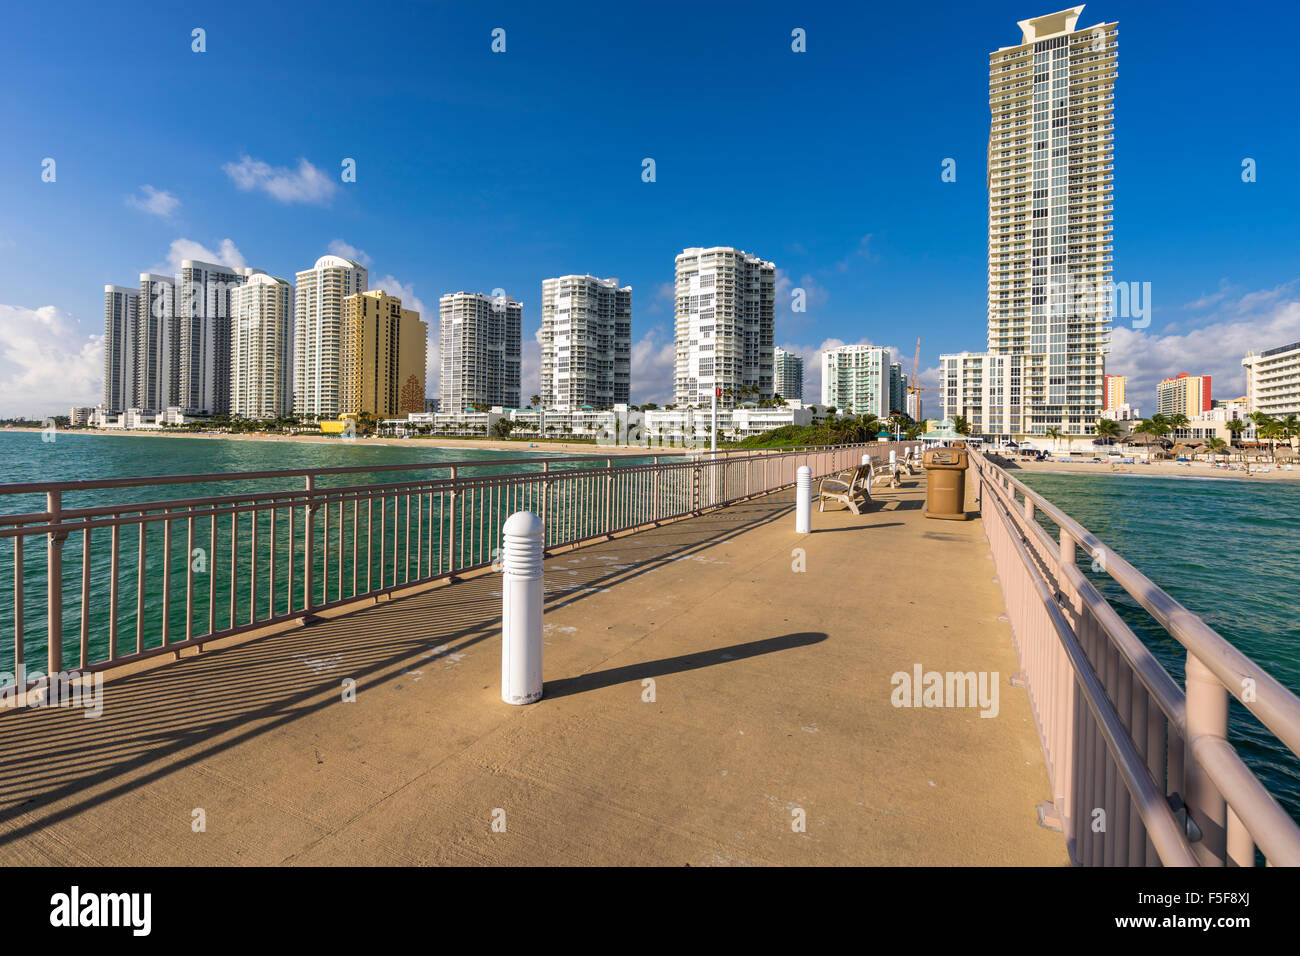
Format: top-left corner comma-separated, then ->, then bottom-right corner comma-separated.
969,450 -> 1300,866
0,442 -> 904,685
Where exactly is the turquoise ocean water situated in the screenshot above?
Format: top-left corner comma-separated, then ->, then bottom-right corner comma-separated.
1016,469 -> 1300,829
0,431 -> 665,679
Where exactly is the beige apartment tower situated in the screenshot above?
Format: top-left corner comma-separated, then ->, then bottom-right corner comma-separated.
987,5 -> 1117,437
340,290 -> 428,418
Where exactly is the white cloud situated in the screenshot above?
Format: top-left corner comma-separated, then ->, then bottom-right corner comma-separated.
327,239 -> 372,267
369,275 -> 427,319
0,304 -> 103,418
646,281 -> 676,315
222,155 -> 337,205
155,238 -> 246,274
630,326 -> 677,405
1108,282 -> 1300,403
126,185 -> 180,219
520,326 -> 543,405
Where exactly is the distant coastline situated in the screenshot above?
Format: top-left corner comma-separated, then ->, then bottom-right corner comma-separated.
1006,457 -> 1300,483
0,426 -> 658,457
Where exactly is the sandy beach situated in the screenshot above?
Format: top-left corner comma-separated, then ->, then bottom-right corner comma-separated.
1,426 -> 662,457
1001,456 -> 1300,482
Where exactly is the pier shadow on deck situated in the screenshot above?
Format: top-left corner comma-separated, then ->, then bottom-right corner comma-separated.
0,478 -> 1068,866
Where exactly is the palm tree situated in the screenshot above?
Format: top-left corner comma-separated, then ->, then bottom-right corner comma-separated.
953,415 -> 972,436
530,394 -> 541,409
1094,418 -> 1121,445
1225,418 -> 1246,453
1045,426 -> 1063,453
1203,436 -> 1228,461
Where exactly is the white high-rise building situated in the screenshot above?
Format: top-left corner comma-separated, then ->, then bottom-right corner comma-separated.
987,5 -> 1117,436
673,247 -> 775,407
177,260 -> 249,415
540,275 -> 631,410
103,285 -> 140,414
1243,342 -> 1300,419
137,273 -> 178,413
294,255 -> 368,419
939,351 -> 1020,436
821,345 -> 890,417
231,273 -> 295,419
439,292 -> 522,412
773,347 -> 804,402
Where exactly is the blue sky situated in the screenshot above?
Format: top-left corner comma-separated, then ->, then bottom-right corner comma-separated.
1,0 -> 1298,417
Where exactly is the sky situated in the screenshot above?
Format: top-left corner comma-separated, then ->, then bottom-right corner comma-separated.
1,0 -> 1298,418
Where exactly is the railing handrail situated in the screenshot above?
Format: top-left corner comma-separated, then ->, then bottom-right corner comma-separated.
0,442 -> 883,498
974,451 -> 1300,757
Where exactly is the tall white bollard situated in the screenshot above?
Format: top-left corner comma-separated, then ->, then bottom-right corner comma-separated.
861,454 -> 870,466
889,450 -> 897,468
796,465 -> 811,534
501,511 -> 544,705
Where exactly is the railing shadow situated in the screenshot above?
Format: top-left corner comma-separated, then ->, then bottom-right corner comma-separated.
0,491 -> 800,847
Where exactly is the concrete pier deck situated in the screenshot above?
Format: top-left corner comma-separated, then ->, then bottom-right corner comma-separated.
0,477 -> 1068,866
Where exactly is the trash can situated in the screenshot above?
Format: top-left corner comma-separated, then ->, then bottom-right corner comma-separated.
923,447 -> 970,520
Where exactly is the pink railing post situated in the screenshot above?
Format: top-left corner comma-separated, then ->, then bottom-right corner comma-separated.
45,491 -> 65,676
1185,651 -> 1229,865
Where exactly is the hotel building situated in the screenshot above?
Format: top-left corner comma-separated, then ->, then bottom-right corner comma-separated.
1155,372 -> 1211,419
540,275 -> 631,410
294,255 -> 369,419
340,290 -> 428,418
137,273 -> 178,413
1104,373 -> 1125,409
673,247 -> 775,407
821,345 -> 890,417
438,292 -> 522,411
1243,343 -> 1300,418
103,285 -> 140,414
940,351 -> 1019,437
231,273 -> 295,419
975,4 -> 1118,438
177,260 -> 249,416
773,347 -> 804,402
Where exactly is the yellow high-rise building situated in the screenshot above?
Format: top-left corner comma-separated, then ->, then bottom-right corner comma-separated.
340,290 -> 428,418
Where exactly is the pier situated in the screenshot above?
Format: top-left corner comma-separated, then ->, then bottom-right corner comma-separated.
1,446 -> 1298,865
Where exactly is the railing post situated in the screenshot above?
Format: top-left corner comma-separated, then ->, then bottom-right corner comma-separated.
303,476 -> 317,611
1185,652 -> 1230,866
605,458 -> 613,535
652,458 -> 661,522
45,491 -> 66,676
447,467 -> 458,574
501,511 -> 544,705
796,466 -> 811,534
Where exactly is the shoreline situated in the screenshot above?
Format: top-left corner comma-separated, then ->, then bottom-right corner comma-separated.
1003,457 -> 1300,483
0,426 -> 661,457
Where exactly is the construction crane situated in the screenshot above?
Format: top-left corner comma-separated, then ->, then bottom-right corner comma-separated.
906,337 -> 941,419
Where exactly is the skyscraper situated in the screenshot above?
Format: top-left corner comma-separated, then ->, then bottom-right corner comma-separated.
294,254 -> 369,418
340,290 -> 428,418
673,247 -> 775,408
1156,373 -> 1211,419
986,5 -> 1117,437
821,345 -> 890,417
438,292 -> 522,411
177,260 -> 247,415
888,362 -> 909,416
773,347 -> 804,402
231,273 -> 295,419
103,285 -> 139,414
1104,372 -> 1126,410
137,273 -> 178,413
540,275 -> 631,410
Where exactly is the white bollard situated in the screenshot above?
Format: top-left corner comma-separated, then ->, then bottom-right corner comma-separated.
501,511 -> 544,705
889,450 -> 897,467
796,465 -> 811,534
861,454 -> 871,467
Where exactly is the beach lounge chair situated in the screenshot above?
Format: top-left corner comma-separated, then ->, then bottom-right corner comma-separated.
818,463 -> 874,515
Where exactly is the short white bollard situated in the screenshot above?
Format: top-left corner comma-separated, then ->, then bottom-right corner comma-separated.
501,510 -> 544,705
796,465 -> 811,534
861,454 -> 870,467
889,450 -> 897,468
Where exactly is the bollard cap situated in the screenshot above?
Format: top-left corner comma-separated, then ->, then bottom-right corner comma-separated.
797,465 -> 811,475
503,510 -> 545,539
